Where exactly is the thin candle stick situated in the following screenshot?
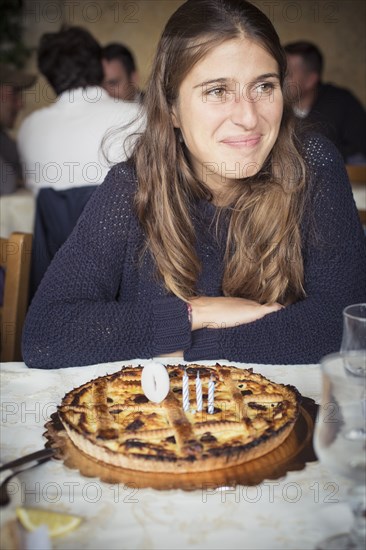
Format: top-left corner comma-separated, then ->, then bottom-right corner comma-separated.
182,370 -> 190,412
196,372 -> 203,412
208,376 -> 215,414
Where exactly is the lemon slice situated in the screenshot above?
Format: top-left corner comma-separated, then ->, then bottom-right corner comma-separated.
16,507 -> 82,538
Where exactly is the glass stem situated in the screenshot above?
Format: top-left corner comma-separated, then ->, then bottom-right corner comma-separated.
348,485 -> 366,548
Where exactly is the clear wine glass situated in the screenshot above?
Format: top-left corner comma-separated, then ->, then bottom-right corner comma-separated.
314,352 -> 366,549
340,303 -> 366,376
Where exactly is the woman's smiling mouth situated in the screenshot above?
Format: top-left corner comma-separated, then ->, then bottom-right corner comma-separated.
221,134 -> 262,148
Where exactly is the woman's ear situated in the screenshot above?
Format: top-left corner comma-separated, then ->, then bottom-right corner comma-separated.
171,104 -> 180,128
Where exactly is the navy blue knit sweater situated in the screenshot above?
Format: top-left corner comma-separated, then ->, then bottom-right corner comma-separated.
22,135 -> 366,368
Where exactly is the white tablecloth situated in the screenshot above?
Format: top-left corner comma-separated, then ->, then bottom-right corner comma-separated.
351,182 -> 366,212
0,359 -> 354,550
0,190 -> 35,238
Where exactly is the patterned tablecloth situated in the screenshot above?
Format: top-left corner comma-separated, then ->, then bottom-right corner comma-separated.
0,359 -> 354,550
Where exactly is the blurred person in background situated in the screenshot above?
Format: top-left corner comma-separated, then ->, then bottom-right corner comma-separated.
17,26 -> 143,194
102,43 -> 144,102
284,41 -> 366,164
17,26 -> 144,296
0,64 -> 36,195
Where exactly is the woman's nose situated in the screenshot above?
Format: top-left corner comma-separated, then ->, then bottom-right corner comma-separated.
230,89 -> 259,129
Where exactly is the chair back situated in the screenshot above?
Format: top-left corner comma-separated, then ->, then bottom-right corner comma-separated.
0,232 -> 32,362
346,165 -> 366,226
31,186 -> 96,299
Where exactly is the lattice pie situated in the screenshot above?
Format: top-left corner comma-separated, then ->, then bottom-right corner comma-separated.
58,364 -> 301,473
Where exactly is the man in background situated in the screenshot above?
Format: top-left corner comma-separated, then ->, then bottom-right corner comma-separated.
17,26 -> 143,295
102,43 -> 144,102
18,26 -> 142,193
0,64 -> 36,195
284,41 -> 366,164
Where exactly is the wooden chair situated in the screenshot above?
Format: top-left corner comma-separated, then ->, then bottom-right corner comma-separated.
346,165 -> 366,225
0,232 -> 32,362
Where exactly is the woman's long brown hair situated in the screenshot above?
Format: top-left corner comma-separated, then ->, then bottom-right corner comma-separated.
133,0 -> 307,305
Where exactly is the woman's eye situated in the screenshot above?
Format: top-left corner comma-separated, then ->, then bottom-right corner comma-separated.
256,82 -> 275,94
205,86 -> 227,100
246,81 -> 277,101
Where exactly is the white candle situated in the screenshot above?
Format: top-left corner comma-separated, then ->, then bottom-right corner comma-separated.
183,370 -> 190,411
196,372 -> 203,412
141,362 -> 170,403
208,376 -> 215,414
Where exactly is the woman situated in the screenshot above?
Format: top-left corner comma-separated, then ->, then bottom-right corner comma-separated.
22,0 -> 365,368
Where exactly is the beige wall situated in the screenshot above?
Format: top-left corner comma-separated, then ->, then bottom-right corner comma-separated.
18,0 -> 366,127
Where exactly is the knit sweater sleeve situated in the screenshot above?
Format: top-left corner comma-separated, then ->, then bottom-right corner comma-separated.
22,163 -> 191,368
185,135 -> 366,364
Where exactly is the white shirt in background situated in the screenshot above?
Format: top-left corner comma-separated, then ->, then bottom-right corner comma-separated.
17,86 -> 143,193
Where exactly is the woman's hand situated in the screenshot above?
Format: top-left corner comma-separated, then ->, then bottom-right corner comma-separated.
189,296 -> 283,331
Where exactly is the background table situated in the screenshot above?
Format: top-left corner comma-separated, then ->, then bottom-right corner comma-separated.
0,359 -> 354,550
0,190 -> 35,238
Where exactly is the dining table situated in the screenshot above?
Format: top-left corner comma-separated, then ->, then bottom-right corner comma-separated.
0,358 -> 355,550
0,189 -> 35,238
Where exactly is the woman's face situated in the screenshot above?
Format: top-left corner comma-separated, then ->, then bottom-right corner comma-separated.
171,37 -> 283,198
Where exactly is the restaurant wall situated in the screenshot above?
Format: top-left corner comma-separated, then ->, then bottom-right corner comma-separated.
17,0 -> 366,128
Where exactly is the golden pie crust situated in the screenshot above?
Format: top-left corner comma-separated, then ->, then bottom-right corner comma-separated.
58,364 -> 301,473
